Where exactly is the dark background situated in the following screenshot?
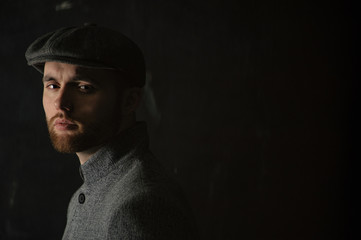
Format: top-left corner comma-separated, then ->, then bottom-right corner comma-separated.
0,0 -> 358,239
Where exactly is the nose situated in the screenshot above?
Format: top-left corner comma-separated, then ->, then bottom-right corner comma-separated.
54,87 -> 73,112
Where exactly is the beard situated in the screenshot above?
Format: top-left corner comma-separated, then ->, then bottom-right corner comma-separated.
46,113 -> 118,153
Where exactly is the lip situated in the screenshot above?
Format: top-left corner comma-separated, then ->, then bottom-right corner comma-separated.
53,118 -> 78,131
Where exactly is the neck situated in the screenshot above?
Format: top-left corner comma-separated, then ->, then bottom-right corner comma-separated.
76,120 -> 136,164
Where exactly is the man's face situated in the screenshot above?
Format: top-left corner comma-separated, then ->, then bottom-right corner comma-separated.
42,62 -> 123,153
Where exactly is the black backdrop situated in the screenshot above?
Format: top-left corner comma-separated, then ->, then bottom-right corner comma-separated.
0,0 -> 358,239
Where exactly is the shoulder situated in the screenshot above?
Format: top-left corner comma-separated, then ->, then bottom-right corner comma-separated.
107,189 -> 199,240
110,151 -> 177,200
105,153 -> 199,239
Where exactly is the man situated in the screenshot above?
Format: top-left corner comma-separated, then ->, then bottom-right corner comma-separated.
25,24 -> 198,240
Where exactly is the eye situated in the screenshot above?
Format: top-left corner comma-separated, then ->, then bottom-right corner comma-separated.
78,84 -> 95,93
46,84 -> 59,89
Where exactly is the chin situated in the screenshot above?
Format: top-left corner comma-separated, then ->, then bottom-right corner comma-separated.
49,130 -> 92,153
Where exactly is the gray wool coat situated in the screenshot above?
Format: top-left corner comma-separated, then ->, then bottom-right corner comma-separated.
62,122 -> 198,240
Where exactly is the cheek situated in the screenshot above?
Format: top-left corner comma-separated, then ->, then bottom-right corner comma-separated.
42,95 -> 53,119
74,95 -> 118,121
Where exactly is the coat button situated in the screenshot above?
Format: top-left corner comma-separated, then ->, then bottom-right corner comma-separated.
78,193 -> 85,204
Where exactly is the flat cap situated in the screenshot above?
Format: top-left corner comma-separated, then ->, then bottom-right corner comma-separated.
25,24 -> 145,87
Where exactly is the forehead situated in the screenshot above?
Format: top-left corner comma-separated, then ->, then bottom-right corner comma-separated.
43,62 -> 122,85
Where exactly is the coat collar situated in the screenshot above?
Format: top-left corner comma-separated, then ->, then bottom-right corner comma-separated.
79,122 -> 148,184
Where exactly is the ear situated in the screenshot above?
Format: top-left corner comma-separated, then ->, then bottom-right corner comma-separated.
121,87 -> 142,115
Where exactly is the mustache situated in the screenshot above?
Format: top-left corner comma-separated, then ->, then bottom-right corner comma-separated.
49,113 -> 77,125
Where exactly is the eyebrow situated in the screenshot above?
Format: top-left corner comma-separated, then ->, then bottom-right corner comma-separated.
42,75 -> 54,83
42,74 -> 100,85
72,75 -> 100,84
